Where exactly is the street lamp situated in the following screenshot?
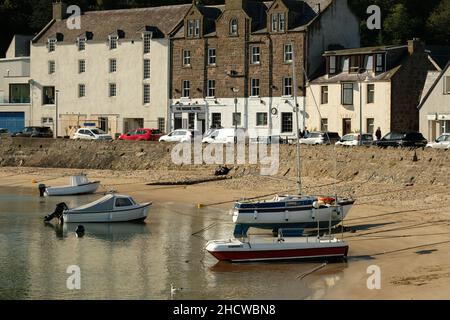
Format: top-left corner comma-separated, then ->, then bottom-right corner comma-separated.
55,89 -> 59,139
357,74 -> 369,145
232,87 -> 239,144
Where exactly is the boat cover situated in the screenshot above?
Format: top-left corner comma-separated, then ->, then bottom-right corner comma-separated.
71,194 -> 116,212
70,175 -> 90,186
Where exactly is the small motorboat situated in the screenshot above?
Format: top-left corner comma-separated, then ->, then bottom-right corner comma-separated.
39,175 -> 100,196
44,194 -> 151,223
205,230 -> 348,263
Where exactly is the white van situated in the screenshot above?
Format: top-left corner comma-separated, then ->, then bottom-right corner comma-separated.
202,128 -> 242,144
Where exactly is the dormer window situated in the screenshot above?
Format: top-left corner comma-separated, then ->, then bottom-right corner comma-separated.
375,53 -> 385,73
329,56 -> 337,74
143,33 -> 152,54
271,12 -> 286,33
48,38 -> 56,52
77,37 -> 86,51
230,18 -> 238,36
349,56 -> 360,73
194,20 -> 200,37
109,35 -> 118,50
187,20 -> 200,38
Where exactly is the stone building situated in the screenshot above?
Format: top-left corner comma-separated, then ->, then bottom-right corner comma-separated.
30,1 -> 191,138
169,0 -> 360,138
305,39 -> 439,137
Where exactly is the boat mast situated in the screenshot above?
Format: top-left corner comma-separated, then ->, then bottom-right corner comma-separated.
292,43 -> 302,195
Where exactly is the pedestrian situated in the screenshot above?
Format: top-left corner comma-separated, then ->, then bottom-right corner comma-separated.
304,127 -> 310,138
375,127 -> 382,140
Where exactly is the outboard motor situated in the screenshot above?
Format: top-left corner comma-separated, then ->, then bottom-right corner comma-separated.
38,184 -> 46,197
44,202 -> 68,223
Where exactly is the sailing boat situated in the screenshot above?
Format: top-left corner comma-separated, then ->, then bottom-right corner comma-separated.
232,43 -> 354,237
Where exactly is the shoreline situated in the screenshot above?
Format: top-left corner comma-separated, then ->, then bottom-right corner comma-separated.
2,166 -> 450,299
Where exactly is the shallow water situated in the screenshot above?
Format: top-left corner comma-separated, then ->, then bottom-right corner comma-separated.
0,186 -> 347,300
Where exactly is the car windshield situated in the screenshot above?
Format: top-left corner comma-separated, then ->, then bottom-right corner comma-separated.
308,133 -> 321,138
385,132 -> 405,140
37,127 -> 52,133
90,129 -> 105,135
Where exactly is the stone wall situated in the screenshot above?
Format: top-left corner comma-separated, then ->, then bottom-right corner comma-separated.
1,137 -> 450,187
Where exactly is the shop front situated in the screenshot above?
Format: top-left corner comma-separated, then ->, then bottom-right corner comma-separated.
170,104 -> 208,133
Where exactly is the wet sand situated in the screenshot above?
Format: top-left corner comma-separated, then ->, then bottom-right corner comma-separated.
1,166 -> 450,299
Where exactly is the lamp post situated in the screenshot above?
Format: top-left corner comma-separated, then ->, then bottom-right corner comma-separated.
232,87 -> 239,144
55,89 -> 59,139
357,74 -> 368,146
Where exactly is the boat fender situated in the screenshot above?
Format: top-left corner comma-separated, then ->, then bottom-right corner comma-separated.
75,225 -> 85,237
38,184 -> 46,197
313,201 -> 320,209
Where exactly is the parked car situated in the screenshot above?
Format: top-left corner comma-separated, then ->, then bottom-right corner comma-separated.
118,128 -> 164,141
373,132 -> 428,148
0,128 -> 9,134
159,129 -> 200,142
426,133 -> 450,149
73,128 -> 113,140
12,126 -> 53,138
336,133 -> 374,146
202,128 -> 245,144
299,132 -> 341,145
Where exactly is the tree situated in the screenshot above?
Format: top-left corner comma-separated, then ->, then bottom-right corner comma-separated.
383,3 -> 421,45
427,0 -> 450,45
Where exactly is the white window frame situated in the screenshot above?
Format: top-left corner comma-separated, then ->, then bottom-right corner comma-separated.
158,118 -> 165,132
143,59 -> 151,79
207,80 -> 216,98
182,80 -> 190,98
230,18 -> 238,36
283,77 -> 293,97
284,43 -> 293,63
78,37 -> 86,51
42,117 -> 54,125
143,33 -> 151,54
109,35 -> 118,50
109,59 -> 117,73
256,112 -> 268,127
208,48 -> 216,66
109,83 -> 117,97
194,19 -> 200,37
251,78 -> 260,97
78,59 -> 86,73
271,13 -> 278,32
48,60 -> 55,74
183,49 -> 191,67
187,20 -> 194,38
78,84 -> 86,98
251,46 -> 261,65
48,38 -> 56,52
143,84 -> 150,104
279,13 -> 285,32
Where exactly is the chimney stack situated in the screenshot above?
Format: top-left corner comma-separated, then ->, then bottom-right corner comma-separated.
225,0 -> 247,10
408,38 -> 425,55
53,1 -> 67,21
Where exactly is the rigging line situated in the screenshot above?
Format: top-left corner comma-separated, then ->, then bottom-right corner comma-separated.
371,239 -> 450,257
296,263 -> 328,280
346,232 -> 450,241
344,206 -> 446,222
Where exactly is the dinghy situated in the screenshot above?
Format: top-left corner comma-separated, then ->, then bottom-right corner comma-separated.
44,194 -> 151,223
40,175 -> 100,196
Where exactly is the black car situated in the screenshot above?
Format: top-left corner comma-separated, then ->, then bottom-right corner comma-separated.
13,126 -> 54,138
373,132 -> 428,148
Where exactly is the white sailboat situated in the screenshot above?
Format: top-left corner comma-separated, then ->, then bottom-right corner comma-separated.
232,43 -> 354,237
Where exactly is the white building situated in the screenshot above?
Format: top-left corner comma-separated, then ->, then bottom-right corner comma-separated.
30,2 -> 191,138
0,35 -> 33,133
419,62 -> 450,141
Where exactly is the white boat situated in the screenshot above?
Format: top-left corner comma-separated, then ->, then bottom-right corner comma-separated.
206,232 -> 348,263
44,194 -> 151,223
41,175 -> 100,196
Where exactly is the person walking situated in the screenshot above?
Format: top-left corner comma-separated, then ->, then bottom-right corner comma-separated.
375,127 -> 382,140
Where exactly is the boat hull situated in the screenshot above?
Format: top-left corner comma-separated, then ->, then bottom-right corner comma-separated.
63,203 -> 151,223
206,240 -> 348,262
45,182 -> 100,196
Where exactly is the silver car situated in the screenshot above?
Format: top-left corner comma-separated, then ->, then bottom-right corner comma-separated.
426,133 -> 450,149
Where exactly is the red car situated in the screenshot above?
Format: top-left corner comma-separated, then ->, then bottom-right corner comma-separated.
118,128 -> 164,141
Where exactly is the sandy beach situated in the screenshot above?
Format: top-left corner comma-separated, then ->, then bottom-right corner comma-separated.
1,165 -> 450,299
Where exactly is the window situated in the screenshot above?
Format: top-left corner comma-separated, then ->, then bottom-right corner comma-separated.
283,77 -> 292,96
144,59 -> 151,79
208,48 -> 216,66
207,80 -> 216,97
367,84 -> 375,103
342,57 -> 349,72
158,118 -> 165,132
115,198 -> 133,207
230,18 -> 238,36
43,86 -> 55,105
349,56 -> 360,73
48,39 -> 56,52
321,86 -> 328,104
256,112 -> 268,126
143,84 -> 150,104
143,33 -> 151,54
42,117 -> 53,125
109,59 -> 117,73
342,83 -> 354,105
284,43 -> 293,63
251,46 -> 261,64
329,56 -> 337,74
233,113 -> 241,126
109,83 -> 117,97
109,36 -> 118,50
281,112 -> 293,133
375,54 -> 384,72
182,80 -> 190,98
78,38 -> 86,51
363,55 -> 373,70
78,84 -> 86,98
271,13 -> 286,32
194,19 -> 200,37
9,84 -> 30,103
48,61 -> 55,74
183,49 -> 191,66
212,113 -> 221,128
251,78 -> 260,96
78,60 -> 85,73
445,77 -> 450,94
367,118 -> 375,134
321,118 -> 328,132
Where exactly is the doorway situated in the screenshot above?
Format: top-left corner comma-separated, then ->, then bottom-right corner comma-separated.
342,118 -> 352,135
